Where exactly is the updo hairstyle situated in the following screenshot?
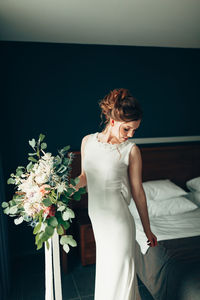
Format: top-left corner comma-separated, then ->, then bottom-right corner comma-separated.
98,88 -> 143,127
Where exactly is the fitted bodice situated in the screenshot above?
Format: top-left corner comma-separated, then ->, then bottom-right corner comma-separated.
83,132 -> 135,209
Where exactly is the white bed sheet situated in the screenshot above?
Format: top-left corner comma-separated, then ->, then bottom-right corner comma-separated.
134,207 -> 200,254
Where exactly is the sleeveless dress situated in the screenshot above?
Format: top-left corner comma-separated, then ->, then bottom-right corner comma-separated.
83,132 -> 141,300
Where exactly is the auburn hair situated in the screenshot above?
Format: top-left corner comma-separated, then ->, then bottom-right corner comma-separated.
98,88 -> 143,127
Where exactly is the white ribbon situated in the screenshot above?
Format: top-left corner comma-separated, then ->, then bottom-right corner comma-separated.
45,231 -> 63,300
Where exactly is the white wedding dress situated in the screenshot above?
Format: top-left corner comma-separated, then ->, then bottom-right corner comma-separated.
83,132 -> 141,300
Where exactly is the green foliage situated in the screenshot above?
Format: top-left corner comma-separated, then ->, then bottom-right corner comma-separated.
27,162 -> 34,171
14,216 -> 24,225
7,178 -> 15,185
33,222 -> 42,234
60,234 -> 77,253
47,216 -> 58,228
57,224 -> 64,235
2,202 -> 8,208
39,134 -> 45,142
45,226 -> 54,236
79,187 -> 86,194
41,142 -> 47,150
3,207 -> 10,215
29,138 -> 36,149
9,206 -> 18,214
45,240 -> 50,250
43,198 -> 52,207
73,191 -> 81,201
3,132 -> 87,254
28,157 -> 37,163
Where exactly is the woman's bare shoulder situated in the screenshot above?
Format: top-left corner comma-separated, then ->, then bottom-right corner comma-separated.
81,133 -> 94,150
129,144 -> 141,162
82,133 -> 93,144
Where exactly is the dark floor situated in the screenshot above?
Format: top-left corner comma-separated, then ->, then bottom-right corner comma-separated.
9,248 -> 154,300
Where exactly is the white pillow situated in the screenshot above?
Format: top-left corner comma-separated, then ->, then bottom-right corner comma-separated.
143,179 -> 187,201
128,196 -> 198,219
185,191 -> 200,207
186,177 -> 200,192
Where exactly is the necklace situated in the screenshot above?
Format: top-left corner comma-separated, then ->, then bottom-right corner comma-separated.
95,132 -> 129,147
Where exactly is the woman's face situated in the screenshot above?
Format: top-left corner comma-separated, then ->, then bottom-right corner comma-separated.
112,119 -> 141,142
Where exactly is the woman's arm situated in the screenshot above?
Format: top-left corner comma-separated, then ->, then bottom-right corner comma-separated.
128,145 -> 157,247
72,135 -> 89,191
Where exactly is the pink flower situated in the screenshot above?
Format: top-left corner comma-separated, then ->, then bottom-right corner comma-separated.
39,184 -> 51,196
44,205 -> 56,218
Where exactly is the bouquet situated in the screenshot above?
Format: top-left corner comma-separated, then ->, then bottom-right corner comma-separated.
1,134 -> 86,253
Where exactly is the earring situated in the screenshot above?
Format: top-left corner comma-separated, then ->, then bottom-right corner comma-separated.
111,120 -> 114,126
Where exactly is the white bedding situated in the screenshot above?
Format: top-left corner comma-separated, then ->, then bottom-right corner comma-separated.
134,207 -> 200,254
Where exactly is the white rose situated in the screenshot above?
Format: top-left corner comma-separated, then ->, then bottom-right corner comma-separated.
35,173 -> 49,185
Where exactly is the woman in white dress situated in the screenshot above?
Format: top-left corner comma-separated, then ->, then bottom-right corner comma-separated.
75,88 -> 158,300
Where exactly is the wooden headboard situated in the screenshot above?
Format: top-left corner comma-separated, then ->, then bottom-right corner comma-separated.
69,143 -> 200,210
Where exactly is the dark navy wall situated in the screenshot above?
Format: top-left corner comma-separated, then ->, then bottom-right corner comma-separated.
1,41 -> 200,257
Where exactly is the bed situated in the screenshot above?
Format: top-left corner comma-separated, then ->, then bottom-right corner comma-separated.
134,209 -> 200,300
69,141 -> 200,300
132,143 -> 200,300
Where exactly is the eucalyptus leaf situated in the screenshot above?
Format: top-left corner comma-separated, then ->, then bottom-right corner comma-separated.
29,138 -> 36,148
57,205 -> 66,212
62,221 -> 70,230
45,240 -> 50,250
79,187 -> 86,194
23,215 -> 32,222
60,235 -> 68,245
39,134 -> 45,142
74,177 -> 80,185
57,165 -> 67,174
57,224 -> 64,235
13,194 -> 24,200
37,239 -> 43,250
73,191 -> 81,201
62,145 -> 70,152
41,232 -> 50,243
16,166 -> 24,170
27,162 -> 34,171
7,178 -> 15,185
45,225 -> 54,236
9,200 -> 17,206
28,157 -> 38,163
3,207 -> 10,215
62,158 -> 69,165
43,198 -> 52,207
9,206 -> 18,214
62,208 -> 75,221
28,153 -> 37,156
65,188 -> 74,196
63,244 -> 70,253
60,234 -> 77,247
35,233 -> 40,244
16,166 -> 24,173
67,235 -> 77,247
1,202 -> 8,208
41,143 -> 47,149
47,216 -> 58,228
33,222 -> 42,234
70,178 -> 76,186
14,216 -> 24,225
53,155 -> 62,165
16,170 -> 23,177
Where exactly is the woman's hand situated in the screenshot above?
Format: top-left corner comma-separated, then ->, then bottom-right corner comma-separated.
69,183 -> 78,196
145,231 -> 158,247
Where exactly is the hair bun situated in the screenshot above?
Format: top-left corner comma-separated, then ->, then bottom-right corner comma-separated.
98,88 -> 143,127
